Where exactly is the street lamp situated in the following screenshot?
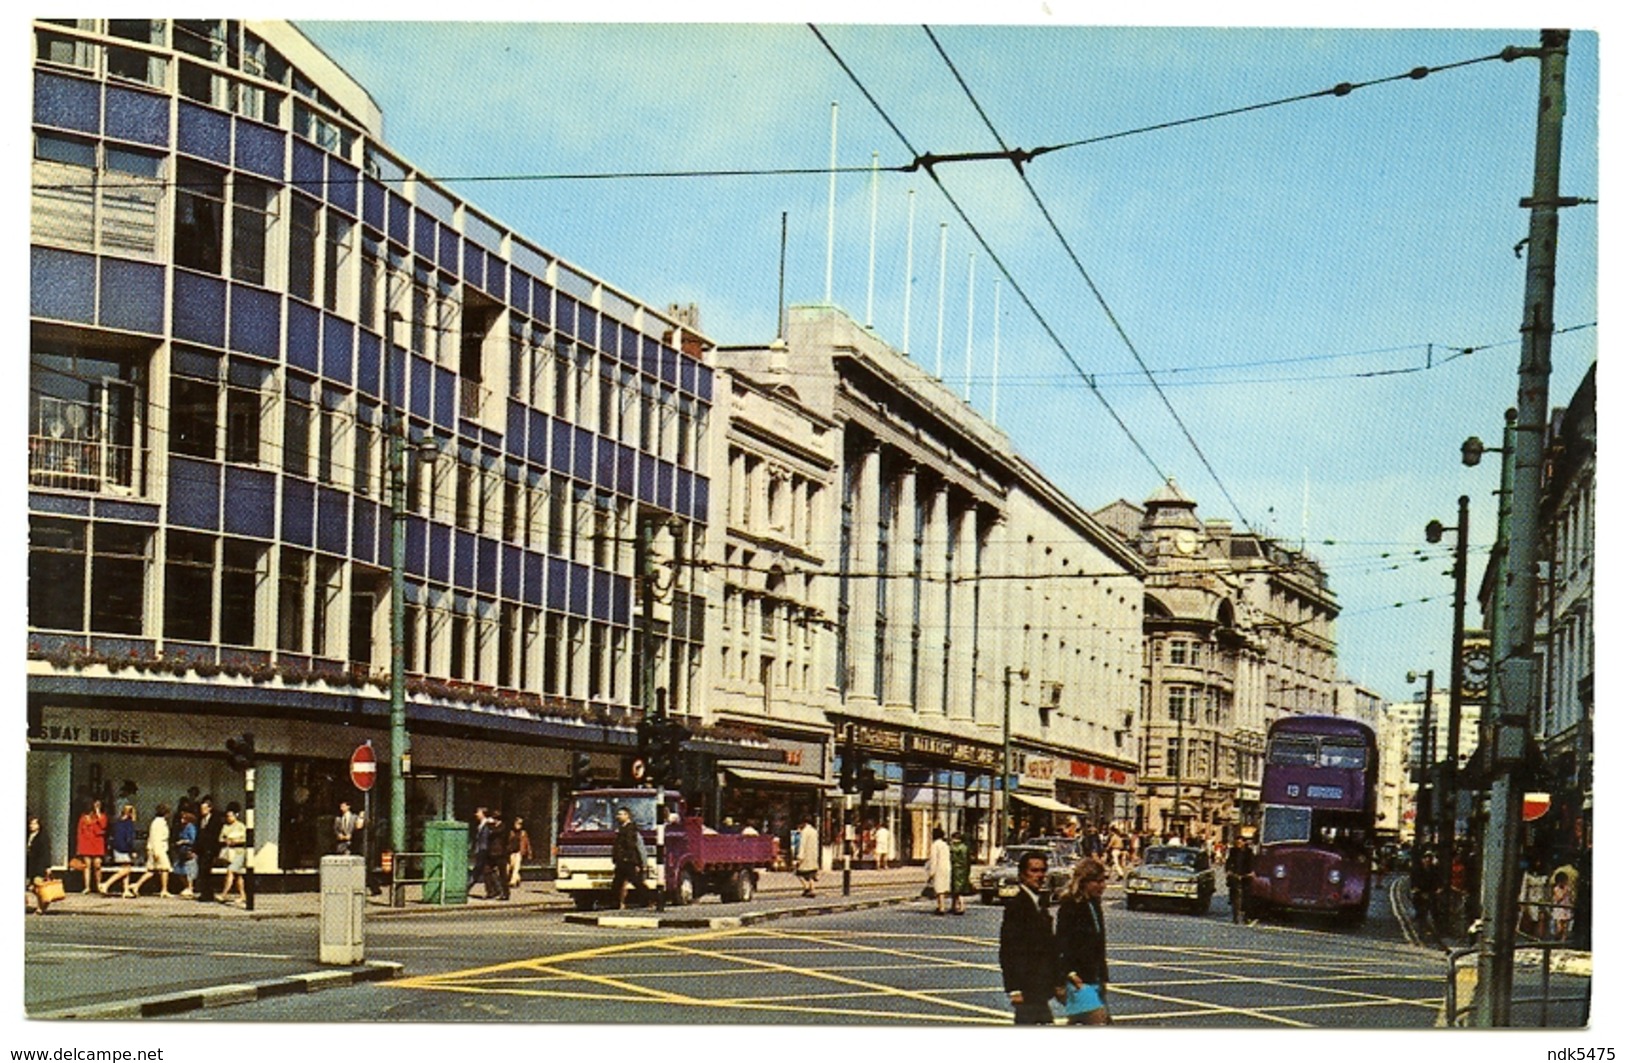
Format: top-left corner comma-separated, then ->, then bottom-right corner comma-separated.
1425,495 -> 1470,932
1001,665 -> 1028,849
1405,668 -> 1436,862
384,302 -> 441,907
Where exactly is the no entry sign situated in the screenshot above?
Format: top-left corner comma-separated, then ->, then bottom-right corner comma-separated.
350,743 -> 378,792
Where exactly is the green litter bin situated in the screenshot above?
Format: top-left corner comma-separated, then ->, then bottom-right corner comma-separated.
422,820 -> 469,904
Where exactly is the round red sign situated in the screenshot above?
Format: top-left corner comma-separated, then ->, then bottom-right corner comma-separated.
350,743 -> 378,792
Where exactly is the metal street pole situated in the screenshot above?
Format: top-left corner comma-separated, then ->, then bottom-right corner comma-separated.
1431,495 -> 1470,933
385,278 -> 410,908
1001,667 -> 1023,846
1413,669 -> 1435,864
1476,28 -> 1570,1028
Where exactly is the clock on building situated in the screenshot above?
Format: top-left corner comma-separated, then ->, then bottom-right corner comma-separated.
1461,643 -> 1491,702
1175,529 -> 1198,554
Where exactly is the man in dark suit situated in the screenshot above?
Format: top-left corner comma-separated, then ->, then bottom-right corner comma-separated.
999,850 -> 1062,1024
1225,837 -> 1255,923
193,796 -> 224,902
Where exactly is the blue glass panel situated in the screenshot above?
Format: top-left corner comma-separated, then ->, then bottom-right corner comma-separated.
531,280 -> 551,325
659,347 -> 678,385
555,296 -> 575,339
462,242 -> 482,289
551,419 -> 571,472
362,179 -> 386,232
286,301 -> 320,371
696,365 -> 713,402
523,551 -> 543,605
388,194 -> 410,246
408,355 -> 431,418
501,544 -> 521,599
234,119 -> 284,180
428,523 -> 451,584
568,562 -> 590,617
637,452 -> 656,504
29,492 -> 90,517
327,159 -> 358,215
657,460 -> 675,510
222,466 -> 275,537
317,486 -> 349,554
32,247 -> 94,323
432,365 -> 455,430
680,359 -> 696,396
693,476 -> 710,525
590,569 -> 612,621
616,443 -> 636,496
172,270 -> 226,347
280,477 -> 315,546
676,468 -> 693,518
229,284 -> 281,358
477,536 -> 498,595
596,434 -> 615,488
385,346 -> 407,409
356,333 -> 380,398
507,268 -> 530,317
173,347 -> 219,379
98,257 -> 164,334
176,101 -> 229,164
506,401 -> 526,455
167,456 -> 221,530
610,573 -> 631,626
439,227 -> 459,274
33,71 -> 99,133
578,308 -> 599,346
640,336 -> 658,375
483,253 -> 506,302
291,140 -> 324,198
547,557 -> 567,610
103,84 -> 167,146
527,410 -> 547,465
413,211 -> 435,260
91,498 -> 160,523
453,529 -> 475,588
321,313 -> 353,385
572,427 -> 593,481
618,325 -> 639,367
352,497 -> 378,566
401,515 -> 425,576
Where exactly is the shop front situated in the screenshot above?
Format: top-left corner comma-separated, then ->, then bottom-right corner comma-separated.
715,732 -> 831,870
1053,753 -> 1137,831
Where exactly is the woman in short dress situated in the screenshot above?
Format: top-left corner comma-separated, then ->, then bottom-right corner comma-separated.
127,803 -> 174,898
217,805 -> 248,904
75,798 -> 108,893
99,803 -> 140,896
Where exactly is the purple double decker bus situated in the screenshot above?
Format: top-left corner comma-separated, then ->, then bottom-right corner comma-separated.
1249,715 -> 1378,923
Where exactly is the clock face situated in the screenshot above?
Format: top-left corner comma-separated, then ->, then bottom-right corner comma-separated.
1175,530 -> 1198,554
1462,645 -> 1491,701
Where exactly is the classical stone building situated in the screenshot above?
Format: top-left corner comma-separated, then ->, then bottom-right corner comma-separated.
1095,481 -> 1339,841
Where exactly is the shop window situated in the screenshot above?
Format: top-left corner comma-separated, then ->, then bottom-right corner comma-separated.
163,529 -> 215,641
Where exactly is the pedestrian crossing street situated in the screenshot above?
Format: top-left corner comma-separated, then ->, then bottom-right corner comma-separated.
389,923 -> 1451,1026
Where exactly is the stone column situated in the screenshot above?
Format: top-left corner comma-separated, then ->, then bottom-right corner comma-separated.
888,461 -> 918,708
948,503 -> 978,721
919,480 -> 950,717
847,441 -> 882,707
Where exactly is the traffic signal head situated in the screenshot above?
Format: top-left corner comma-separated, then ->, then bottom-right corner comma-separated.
858,766 -> 886,801
839,758 -> 857,794
224,732 -> 255,772
571,751 -> 592,789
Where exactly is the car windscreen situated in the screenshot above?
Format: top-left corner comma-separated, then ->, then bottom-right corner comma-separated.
1143,847 -> 1196,868
564,795 -> 659,833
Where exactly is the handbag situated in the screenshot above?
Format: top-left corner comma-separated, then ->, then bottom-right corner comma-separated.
921,884 -> 937,899
1063,982 -> 1104,1017
34,878 -> 66,904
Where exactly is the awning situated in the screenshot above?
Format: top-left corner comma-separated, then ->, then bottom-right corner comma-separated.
719,760 -> 831,790
1012,792 -> 1084,815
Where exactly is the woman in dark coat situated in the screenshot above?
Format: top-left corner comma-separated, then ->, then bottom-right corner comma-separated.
1054,856 -> 1110,1025
27,815 -> 54,914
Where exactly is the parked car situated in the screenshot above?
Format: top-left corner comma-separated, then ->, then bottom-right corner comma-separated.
1124,844 -> 1216,914
978,838 -> 1082,904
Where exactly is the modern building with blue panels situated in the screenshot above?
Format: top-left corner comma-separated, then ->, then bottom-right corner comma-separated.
26,19 -> 743,879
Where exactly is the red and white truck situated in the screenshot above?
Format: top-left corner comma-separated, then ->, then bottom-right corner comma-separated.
554,787 -> 776,909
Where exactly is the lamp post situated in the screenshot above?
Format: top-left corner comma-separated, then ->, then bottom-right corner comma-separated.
1425,495 -> 1470,932
1001,665 -> 1027,848
1406,669 -> 1436,866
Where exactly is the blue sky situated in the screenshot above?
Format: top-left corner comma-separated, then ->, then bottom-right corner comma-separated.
298,18 -> 1599,702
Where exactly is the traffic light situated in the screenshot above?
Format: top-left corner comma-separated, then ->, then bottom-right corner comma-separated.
571,751 -> 592,789
839,757 -> 857,794
224,732 -> 255,772
857,766 -> 886,802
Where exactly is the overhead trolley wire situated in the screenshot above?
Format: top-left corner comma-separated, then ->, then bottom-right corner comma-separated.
806,23 -> 1171,489
924,24 -> 1257,538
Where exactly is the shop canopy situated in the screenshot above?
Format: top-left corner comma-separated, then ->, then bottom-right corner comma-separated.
719,760 -> 832,790
1011,792 -> 1084,814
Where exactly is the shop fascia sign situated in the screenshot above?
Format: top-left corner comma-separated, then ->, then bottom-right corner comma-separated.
849,722 -> 999,769
1064,755 -> 1135,791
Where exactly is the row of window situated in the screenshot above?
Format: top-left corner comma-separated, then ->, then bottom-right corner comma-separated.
1156,737 -> 1263,784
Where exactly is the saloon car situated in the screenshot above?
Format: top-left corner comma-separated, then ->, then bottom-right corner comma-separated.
978,837 -> 1084,904
1124,844 -> 1217,913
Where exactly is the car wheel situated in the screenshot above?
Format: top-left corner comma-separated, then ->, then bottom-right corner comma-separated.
673,867 -> 696,906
